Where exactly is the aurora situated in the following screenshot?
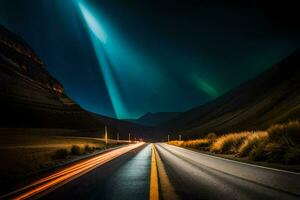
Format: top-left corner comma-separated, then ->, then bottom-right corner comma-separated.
0,0 -> 298,119
78,1 -> 128,119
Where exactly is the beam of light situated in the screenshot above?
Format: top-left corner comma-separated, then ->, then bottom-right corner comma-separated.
78,1 -> 128,118
190,74 -> 219,98
9,143 -> 144,200
77,1 -> 169,119
78,2 -> 107,44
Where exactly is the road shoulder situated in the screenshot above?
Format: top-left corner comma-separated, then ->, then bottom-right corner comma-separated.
178,145 -> 300,173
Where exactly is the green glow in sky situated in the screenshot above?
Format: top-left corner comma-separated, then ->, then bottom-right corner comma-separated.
191,74 -> 219,98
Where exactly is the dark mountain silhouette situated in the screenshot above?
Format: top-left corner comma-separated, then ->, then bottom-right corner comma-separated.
91,113 -> 161,140
0,24 -> 154,138
0,24 -> 100,129
161,50 -> 300,136
125,112 -> 181,126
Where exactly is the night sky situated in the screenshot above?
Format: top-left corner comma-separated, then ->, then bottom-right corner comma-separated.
0,0 -> 299,119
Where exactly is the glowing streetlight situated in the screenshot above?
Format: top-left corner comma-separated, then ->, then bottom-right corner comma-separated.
105,125 -> 108,145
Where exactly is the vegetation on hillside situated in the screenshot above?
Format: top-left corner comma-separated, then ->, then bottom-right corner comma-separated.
168,121 -> 300,164
0,135 -> 124,185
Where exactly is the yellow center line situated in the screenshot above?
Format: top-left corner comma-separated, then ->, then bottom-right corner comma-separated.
150,144 -> 159,200
154,144 -> 179,200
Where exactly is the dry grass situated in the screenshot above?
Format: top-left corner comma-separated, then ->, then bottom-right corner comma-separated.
168,121 -> 300,164
249,121 -> 300,164
0,130 -> 131,195
0,134 -> 118,184
210,132 -> 250,154
54,149 -> 68,159
238,131 -> 268,157
184,139 -> 213,150
168,139 -> 212,150
70,145 -> 81,155
267,121 -> 300,146
168,140 -> 184,147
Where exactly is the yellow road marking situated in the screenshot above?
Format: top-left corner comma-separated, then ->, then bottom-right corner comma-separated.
154,145 -> 179,200
150,144 -> 159,200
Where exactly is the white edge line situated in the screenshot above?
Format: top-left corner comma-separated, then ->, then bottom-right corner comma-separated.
164,143 -> 300,175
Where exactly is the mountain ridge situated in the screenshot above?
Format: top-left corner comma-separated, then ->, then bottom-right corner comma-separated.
125,111 -> 181,126
161,50 -> 300,136
0,24 -> 155,139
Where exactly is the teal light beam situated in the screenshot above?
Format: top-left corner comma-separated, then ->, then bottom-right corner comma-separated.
78,1 -> 128,118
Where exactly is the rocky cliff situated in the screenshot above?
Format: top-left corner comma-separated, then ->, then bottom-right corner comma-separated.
0,24 -> 104,129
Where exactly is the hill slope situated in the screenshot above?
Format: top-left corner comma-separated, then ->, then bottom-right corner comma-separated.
162,51 -> 300,136
0,24 -> 158,139
126,112 -> 181,126
0,24 -> 107,130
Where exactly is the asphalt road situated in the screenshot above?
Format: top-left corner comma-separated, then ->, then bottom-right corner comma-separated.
155,143 -> 300,200
38,144 -> 151,200
6,143 -> 300,200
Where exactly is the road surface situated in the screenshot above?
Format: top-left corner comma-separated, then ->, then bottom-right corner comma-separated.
4,143 -> 300,200
155,143 -> 300,200
3,143 -> 149,200
41,144 -> 151,200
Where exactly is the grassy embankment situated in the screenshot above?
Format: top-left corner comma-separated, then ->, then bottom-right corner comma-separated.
0,133 -> 127,194
168,121 -> 300,165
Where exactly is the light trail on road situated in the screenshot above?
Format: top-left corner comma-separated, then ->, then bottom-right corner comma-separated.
41,144 -> 152,200
10,143 -> 144,200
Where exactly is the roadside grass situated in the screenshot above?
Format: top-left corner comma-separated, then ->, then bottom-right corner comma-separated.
168,121 -> 300,164
168,133 -> 216,150
250,121 -> 300,164
168,140 -> 184,147
0,134 -> 124,186
238,131 -> 268,157
53,144 -> 106,160
53,149 -> 68,159
210,132 -> 250,154
168,139 -> 212,150
84,144 -> 94,153
71,145 -> 81,155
